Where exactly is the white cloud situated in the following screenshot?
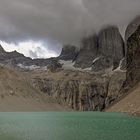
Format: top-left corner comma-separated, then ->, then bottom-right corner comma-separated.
0,40 -> 58,58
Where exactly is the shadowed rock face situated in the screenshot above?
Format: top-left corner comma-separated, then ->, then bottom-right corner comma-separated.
58,45 -> 78,61
31,68 -> 126,111
125,16 -> 140,42
74,34 -> 98,69
0,45 -> 6,53
126,25 -> 140,86
31,71 -> 109,111
105,71 -> 126,107
92,56 -> 113,72
99,26 -> 124,59
92,26 -> 125,71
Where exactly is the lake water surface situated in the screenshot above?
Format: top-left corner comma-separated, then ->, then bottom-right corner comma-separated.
0,112 -> 140,140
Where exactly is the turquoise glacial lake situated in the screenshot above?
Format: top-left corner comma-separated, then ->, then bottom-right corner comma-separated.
0,112 -> 140,140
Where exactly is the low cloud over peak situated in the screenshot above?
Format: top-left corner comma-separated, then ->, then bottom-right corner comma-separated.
0,0 -> 140,57
0,41 -> 58,58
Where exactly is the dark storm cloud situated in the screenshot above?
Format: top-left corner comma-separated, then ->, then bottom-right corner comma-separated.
0,0 -> 140,53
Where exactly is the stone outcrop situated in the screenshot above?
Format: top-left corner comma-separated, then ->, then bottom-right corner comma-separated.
73,26 -> 125,71
92,26 -> 125,71
125,16 -> 140,56
126,25 -> 140,86
74,34 -> 98,69
125,16 -> 140,42
92,56 -> 113,72
0,45 -> 5,53
58,45 -> 78,61
105,71 -> 126,107
31,69 -> 126,111
31,70 -> 108,111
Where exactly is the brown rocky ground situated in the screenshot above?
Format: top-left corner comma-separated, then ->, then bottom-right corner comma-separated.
0,65 -> 71,111
106,82 -> 140,115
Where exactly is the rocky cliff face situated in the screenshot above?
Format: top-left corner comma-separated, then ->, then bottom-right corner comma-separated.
125,16 -> 140,42
74,34 -> 98,69
58,45 -> 78,61
73,26 -> 125,71
92,26 -> 125,71
125,16 -> 140,56
31,70 -> 106,111
30,67 -> 126,111
126,25 -> 140,86
0,45 -> 5,53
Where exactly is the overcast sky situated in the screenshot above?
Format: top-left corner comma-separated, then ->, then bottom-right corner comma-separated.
0,0 -> 140,58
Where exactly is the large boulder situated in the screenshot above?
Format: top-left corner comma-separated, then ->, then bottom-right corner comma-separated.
74,34 -> 98,69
